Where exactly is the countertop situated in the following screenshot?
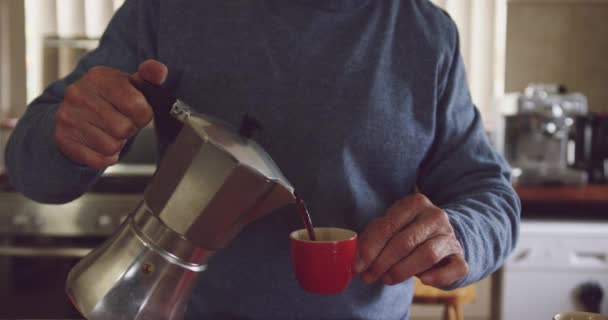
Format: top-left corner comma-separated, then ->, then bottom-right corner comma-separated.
514,184 -> 608,219
515,184 -> 608,203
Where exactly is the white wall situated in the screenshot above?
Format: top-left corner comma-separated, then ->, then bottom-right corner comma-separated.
432,0 -> 508,130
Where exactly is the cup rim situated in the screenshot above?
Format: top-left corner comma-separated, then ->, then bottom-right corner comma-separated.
290,227 -> 357,243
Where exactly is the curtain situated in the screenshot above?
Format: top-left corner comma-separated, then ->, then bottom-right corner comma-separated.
432,0 -> 508,129
25,0 -> 116,99
0,0 -> 26,119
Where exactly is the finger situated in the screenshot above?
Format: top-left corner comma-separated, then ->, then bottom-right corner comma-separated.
78,122 -> 126,157
54,131 -> 119,169
380,234 -> 463,285
361,207 -> 450,283
417,254 -> 469,288
355,193 -> 431,273
67,82 -> 139,139
137,59 -> 168,85
85,67 -> 153,128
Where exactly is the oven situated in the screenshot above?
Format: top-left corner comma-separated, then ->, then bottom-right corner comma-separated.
501,220 -> 608,320
0,191 -> 143,318
0,125 -> 155,318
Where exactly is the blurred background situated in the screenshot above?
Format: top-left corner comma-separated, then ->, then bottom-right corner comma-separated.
0,0 -> 607,319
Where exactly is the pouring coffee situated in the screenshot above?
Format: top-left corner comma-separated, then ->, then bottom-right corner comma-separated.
65,79 -> 296,320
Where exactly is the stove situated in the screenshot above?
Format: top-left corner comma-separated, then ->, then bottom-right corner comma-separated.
0,168 -> 152,318
0,127 -> 156,318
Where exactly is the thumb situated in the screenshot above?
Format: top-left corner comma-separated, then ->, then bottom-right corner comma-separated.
135,59 -> 168,85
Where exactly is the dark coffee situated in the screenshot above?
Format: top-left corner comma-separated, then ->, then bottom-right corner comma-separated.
295,193 -> 316,241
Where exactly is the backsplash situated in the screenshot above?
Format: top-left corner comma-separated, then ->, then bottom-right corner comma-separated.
506,1 -> 608,112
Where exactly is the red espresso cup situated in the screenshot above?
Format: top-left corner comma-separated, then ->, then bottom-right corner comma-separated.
290,227 -> 357,294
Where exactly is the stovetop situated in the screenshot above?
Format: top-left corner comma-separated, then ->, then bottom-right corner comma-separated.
0,161 -> 154,238
0,192 -> 142,237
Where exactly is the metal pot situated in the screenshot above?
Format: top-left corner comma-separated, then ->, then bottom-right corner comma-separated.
66,79 -> 296,319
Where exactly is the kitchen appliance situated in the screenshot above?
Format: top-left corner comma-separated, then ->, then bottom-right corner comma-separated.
66,79 -> 296,320
501,221 -> 608,320
0,122 -> 155,318
0,192 -> 141,319
571,113 -> 608,184
503,84 -> 589,186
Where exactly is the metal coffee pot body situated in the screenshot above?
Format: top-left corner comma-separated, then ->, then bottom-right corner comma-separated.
66,86 -> 295,319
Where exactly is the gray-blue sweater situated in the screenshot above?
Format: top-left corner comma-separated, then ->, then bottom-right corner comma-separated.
6,0 -> 520,319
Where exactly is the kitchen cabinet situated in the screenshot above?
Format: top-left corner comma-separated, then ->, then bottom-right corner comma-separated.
497,185 -> 608,320
501,221 -> 608,319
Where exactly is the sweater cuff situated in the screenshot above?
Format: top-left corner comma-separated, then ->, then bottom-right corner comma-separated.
440,208 -> 472,290
14,105 -> 104,203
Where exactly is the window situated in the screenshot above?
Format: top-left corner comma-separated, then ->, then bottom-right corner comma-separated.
24,0 -> 122,103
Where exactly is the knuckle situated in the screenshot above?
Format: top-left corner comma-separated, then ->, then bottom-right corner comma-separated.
398,234 -> 418,252
452,262 -> 469,281
449,238 -> 464,253
87,156 -> 106,169
388,269 -> 408,284
63,85 -> 80,103
109,121 -> 135,139
55,106 -> 69,125
366,263 -> 382,278
53,129 -> 64,146
422,245 -> 442,264
87,152 -> 116,169
65,85 -> 94,111
115,91 -> 153,128
126,93 -> 147,110
99,139 -> 122,156
131,101 -> 153,126
428,208 -> 447,221
459,261 -> 470,277
86,66 -> 109,81
358,245 -> 376,265
378,216 -> 401,235
137,105 -> 153,124
410,193 -> 431,207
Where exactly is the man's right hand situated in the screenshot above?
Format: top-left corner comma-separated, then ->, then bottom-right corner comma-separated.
54,59 -> 168,169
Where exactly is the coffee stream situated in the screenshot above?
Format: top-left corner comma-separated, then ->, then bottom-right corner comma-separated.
295,193 -> 317,241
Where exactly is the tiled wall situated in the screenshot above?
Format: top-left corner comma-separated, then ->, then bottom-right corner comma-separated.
506,2 -> 608,112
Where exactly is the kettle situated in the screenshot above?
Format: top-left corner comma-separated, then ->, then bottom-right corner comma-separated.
65,78 -> 296,319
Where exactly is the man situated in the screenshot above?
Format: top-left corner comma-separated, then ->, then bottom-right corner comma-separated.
6,0 -> 520,319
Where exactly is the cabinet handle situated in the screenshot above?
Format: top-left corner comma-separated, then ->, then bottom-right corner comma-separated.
570,251 -> 608,267
0,245 -> 92,258
512,248 -> 531,263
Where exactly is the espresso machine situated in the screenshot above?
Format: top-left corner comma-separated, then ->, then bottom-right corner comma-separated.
571,113 -> 608,184
503,84 -> 589,186
66,79 -> 296,319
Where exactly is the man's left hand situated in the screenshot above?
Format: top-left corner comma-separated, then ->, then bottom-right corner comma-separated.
354,193 -> 469,287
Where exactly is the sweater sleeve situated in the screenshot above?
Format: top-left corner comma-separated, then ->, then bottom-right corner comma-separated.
5,0 -> 158,204
416,17 -> 521,288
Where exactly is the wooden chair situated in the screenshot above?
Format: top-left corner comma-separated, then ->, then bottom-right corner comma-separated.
412,277 -> 476,320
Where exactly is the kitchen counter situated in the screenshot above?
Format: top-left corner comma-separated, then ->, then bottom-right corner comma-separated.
515,185 -> 608,203
514,184 -> 608,219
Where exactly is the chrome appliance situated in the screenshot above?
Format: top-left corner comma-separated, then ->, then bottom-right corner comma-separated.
572,113 -> 608,184
503,84 -> 589,186
66,79 -> 296,320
